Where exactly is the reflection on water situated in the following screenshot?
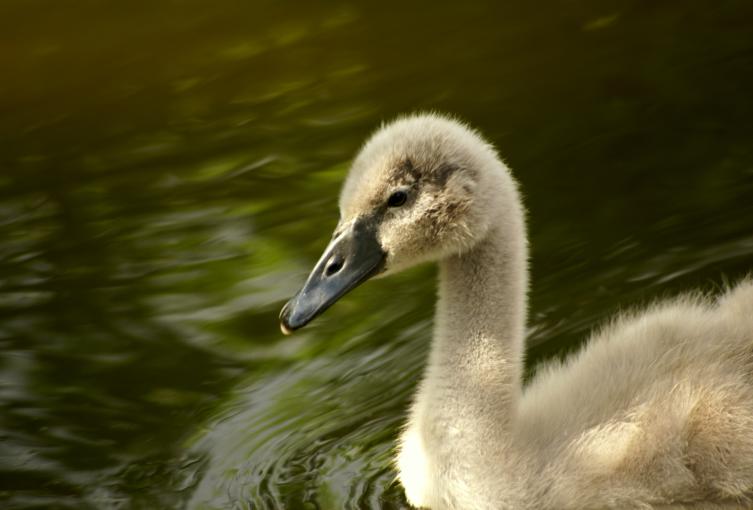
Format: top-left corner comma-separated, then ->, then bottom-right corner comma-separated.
1,0 -> 753,508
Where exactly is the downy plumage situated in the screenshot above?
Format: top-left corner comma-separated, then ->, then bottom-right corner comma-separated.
280,113 -> 753,510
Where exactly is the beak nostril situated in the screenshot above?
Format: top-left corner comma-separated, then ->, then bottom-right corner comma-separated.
325,255 -> 344,277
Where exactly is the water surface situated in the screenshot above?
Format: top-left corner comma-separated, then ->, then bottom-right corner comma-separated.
2,1 -> 753,508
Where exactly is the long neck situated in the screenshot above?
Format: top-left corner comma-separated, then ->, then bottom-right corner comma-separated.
398,177 -> 529,508
423,191 -> 528,441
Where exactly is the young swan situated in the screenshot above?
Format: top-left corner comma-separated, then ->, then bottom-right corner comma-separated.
280,113 -> 753,509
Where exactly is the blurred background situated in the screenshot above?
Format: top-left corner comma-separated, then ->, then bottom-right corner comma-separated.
1,0 -> 753,508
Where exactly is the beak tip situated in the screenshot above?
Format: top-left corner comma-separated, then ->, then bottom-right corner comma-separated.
279,300 -> 296,335
280,321 -> 293,336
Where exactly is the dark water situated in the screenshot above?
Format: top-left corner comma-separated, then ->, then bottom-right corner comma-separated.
2,1 -> 753,508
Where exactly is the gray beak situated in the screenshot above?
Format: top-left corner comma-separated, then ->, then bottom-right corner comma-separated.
279,216 -> 386,334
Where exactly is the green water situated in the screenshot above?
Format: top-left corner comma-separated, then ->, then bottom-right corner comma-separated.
2,1 -> 753,508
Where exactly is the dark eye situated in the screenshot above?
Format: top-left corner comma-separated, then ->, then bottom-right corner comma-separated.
387,190 -> 408,207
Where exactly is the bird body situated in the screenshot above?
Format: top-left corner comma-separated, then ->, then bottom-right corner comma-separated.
280,113 -> 753,509
400,274 -> 753,509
